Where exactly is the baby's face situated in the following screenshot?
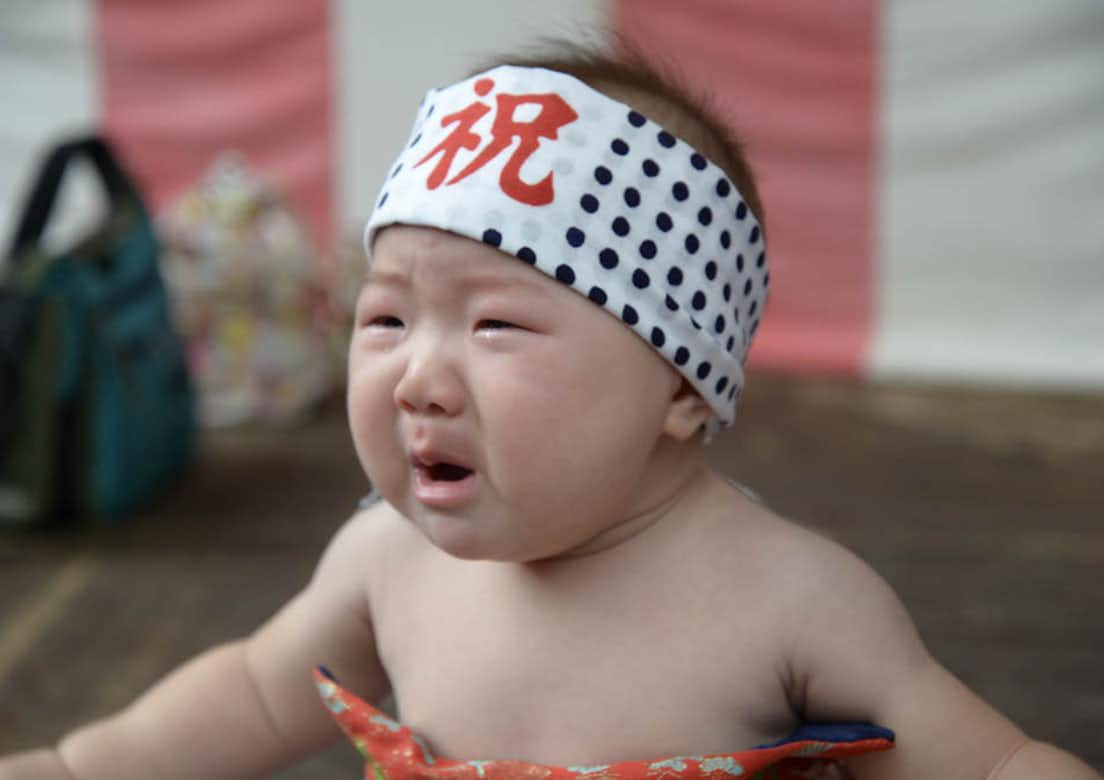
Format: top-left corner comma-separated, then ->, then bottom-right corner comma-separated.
348,226 -> 683,562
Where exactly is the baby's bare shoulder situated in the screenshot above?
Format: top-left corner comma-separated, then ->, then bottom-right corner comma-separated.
705,479 -> 872,577
710,482 -> 926,698
701,478 -> 908,637
335,495 -> 414,552
317,497 -> 422,595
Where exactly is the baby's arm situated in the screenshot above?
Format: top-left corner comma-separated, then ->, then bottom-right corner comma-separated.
0,507 -> 390,780
786,542 -> 1100,780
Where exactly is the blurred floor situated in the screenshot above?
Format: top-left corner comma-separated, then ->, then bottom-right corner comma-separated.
1,376 -> 1101,775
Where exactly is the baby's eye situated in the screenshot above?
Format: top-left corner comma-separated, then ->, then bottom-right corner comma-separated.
368,315 -> 404,328
476,319 -> 515,331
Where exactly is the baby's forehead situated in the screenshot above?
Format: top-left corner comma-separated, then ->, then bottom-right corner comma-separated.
368,225 -> 566,296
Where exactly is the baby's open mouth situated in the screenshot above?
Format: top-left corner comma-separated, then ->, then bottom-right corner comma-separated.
412,454 -> 474,482
410,453 -> 478,506
423,462 -> 472,482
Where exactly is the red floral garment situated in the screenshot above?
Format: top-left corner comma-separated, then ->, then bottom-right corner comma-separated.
314,668 -> 894,780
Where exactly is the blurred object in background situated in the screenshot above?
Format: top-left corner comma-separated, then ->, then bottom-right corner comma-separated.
159,153 -> 342,428
325,228 -> 370,340
0,135 -> 194,529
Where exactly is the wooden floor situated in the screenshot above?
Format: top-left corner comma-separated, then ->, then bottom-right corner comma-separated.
1,376 -> 1102,775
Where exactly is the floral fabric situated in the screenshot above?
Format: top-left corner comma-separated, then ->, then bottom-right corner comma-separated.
314,668 -> 894,779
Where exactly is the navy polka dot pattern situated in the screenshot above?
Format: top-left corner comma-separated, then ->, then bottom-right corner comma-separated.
365,66 -> 769,433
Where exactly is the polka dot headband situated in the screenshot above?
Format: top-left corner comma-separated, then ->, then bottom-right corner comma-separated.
366,65 -> 768,434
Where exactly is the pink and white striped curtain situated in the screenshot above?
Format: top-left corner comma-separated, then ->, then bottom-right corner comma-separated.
3,0 -> 1101,390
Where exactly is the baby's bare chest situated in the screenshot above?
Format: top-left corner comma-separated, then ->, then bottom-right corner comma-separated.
371,556 -> 800,765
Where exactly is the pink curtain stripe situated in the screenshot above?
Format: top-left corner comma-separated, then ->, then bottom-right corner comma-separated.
615,0 -> 877,375
95,0 -> 334,248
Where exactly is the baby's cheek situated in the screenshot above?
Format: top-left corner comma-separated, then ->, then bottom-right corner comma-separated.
346,374 -> 397,472
477,353 -> 565,414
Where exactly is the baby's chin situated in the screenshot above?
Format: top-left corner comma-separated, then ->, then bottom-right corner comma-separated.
414,511 -> 516,562
412,511 -> 572,564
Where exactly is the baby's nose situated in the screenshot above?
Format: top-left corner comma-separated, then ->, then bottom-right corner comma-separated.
393,347 -> 464,417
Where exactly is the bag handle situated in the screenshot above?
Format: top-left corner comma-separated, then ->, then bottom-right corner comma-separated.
0,288 -> 41,451
7,135 -> 137,261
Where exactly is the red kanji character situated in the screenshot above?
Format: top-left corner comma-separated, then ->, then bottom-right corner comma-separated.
416,79 -> 494,190
416,79 -> 579,206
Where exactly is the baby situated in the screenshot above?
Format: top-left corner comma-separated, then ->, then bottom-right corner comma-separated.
3,46 -> 1099,780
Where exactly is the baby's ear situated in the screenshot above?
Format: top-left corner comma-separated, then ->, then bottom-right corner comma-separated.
663,379 -> 713,441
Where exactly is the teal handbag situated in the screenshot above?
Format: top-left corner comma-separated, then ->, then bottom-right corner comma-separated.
0,136 -> 195,527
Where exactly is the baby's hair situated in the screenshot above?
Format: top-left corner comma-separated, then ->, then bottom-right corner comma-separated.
475,38 -> 765,234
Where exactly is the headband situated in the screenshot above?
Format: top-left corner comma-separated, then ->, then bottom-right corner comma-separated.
365,65 -> 768,433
